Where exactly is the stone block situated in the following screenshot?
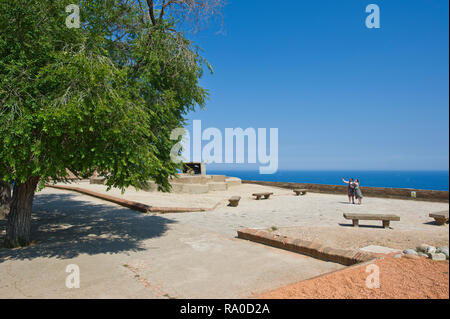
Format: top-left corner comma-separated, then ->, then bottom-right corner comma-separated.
208,182 -> 228,191
226,177 -> 242,187
403,249 -> 418,255
428,253 -> 446,261
90,177 -> 107,185
182,184 -> 210,194
436,247 -> 449,260
210,175 -> 226,182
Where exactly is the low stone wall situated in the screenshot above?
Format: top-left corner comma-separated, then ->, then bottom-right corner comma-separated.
243,180 -> 449,203
237,228 -> 375,266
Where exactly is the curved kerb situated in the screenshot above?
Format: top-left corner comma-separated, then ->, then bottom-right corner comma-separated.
45,184 -> 219,214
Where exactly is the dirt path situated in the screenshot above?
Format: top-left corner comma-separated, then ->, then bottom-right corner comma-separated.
256,256 -> 449,299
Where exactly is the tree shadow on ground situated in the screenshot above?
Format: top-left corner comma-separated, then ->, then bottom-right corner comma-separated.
0,192 -> 176,263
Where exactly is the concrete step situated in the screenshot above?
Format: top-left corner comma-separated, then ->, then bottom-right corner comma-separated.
207,182 -> 228,191
160,182 -> 211,194
142,181 -> 158,192
170,183 -> 184,193
145,181 -> 211,194
170,175 -> 211,184
225,177 -> 242,187
144,175 -> 240,193
210,175 -> 227,182
182,184 -> 210,194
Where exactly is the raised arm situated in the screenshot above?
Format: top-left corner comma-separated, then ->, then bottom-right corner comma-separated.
342,178 -> 349,184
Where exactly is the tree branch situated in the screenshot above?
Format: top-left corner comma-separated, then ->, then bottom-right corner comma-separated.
146,0 -> 157,25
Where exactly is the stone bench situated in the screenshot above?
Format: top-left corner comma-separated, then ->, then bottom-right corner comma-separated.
343,213 -> 400,228
89,176 -> 107,185
429,211 -> 449,225
228,196 -> 241,207
252,192 -> 273,200
293,189 -> 308,196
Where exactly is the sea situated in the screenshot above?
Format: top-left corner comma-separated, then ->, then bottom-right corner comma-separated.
206,170 -> 449,191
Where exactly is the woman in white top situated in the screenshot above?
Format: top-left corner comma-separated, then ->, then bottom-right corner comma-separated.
354,179 -> 363,205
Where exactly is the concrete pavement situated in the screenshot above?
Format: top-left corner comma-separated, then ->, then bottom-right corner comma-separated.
0,188 -> 343,298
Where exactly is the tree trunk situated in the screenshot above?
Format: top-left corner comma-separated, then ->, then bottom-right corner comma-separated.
0,180 -> 11,220
5,177 -> 39,247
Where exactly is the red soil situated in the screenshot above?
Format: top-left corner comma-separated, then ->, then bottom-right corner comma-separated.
257,256 -> 449,299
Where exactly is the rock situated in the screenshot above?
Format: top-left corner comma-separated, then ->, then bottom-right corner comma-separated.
426,246 -> 436,254
418,252 -> 429,258
404,254 -> 420,259
403,249 -> 418,255
428,253 -> 446,261
393,254 -> 403,259
360,245 -> 401,254
416,244 -> 430,253
436,247 -> 449,260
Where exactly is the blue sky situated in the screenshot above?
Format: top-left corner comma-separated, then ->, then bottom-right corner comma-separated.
184,0 -> 449,171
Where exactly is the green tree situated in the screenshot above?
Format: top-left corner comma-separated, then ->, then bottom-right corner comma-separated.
0,0 -> 223,247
